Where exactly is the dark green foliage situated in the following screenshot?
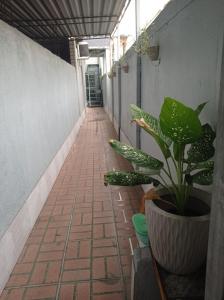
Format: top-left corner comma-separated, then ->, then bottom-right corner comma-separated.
189,169 -> 213,185
187,124 -> 216,163
185,160 -> 214,173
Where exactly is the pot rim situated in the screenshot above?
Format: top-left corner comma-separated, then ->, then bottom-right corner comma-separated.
147,187 -> 210,221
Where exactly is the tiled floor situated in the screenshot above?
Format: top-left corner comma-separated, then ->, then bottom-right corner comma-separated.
1,108 -> 143,300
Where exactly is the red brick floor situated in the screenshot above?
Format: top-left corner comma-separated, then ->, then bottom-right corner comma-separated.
0,108 -> 143,300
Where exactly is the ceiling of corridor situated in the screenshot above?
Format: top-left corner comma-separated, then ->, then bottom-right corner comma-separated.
0,0 -> 129,41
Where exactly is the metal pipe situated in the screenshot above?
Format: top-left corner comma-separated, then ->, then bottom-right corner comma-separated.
6,16 -> 118,24
14,20 -> 116,28
135,0 -> 141,149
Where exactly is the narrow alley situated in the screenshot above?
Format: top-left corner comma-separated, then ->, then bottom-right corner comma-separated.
1,1 -> 224,299
0,108 -> 142,300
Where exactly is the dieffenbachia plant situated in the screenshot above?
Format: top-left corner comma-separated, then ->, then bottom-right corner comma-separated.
104,97 -> 215,214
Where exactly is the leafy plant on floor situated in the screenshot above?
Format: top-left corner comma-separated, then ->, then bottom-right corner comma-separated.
104,97 -> 215,215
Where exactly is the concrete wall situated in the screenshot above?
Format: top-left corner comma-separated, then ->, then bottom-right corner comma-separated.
102,77 -> 113,121
141,0 -> 224,160
102,48 -> 113,120
102,49 -> 138,146
113,64 -> 120,132
103,0 -> 224,152
0,20 -> 85,291
120,49 -> 137,146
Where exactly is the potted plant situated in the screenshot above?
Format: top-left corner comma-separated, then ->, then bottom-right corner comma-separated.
104,97 -> 215,274
148,45 -> 159,61
134,27 -> 159,61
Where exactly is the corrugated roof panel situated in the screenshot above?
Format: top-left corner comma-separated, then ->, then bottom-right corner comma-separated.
76,23 -> 85,37
24,1 -> 58,37
0,0 -> 128,40
7,1 -> 50,38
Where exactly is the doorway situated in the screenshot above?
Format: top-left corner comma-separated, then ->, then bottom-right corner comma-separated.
85,64 -> 103,107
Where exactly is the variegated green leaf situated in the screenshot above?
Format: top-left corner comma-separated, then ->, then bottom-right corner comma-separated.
160,97 -> 202,144
187,124 -> 215,163
185,160 -> 214,173
130,104 -> 171,158
133,165 -> 161,176
190,169 -> 213,185
109,139 -> 163,170
104,171 -> 160,186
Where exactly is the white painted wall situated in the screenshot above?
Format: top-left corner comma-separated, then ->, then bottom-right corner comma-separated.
102,49 -> 113,120
0,20 -> 85,238
0,20 -> 86,292
141,0 -> 224,159
120,49 -> 137,146
113,64 -> 120,126
103,0 -> 224,153
0,21 -> 86,290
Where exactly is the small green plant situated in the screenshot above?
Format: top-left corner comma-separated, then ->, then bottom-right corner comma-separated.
104,98 -> 215,215
134,27 -> 150,56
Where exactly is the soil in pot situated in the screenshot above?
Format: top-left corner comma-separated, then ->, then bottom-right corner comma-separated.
154,195 -> 210,217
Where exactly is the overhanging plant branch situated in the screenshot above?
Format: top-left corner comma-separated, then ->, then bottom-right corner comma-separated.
133,27 -> 150,56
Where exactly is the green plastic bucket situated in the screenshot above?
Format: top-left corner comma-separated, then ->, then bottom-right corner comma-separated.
132,213 -> 149,246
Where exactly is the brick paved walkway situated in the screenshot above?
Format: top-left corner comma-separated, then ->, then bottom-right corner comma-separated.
1,108 -> 143,300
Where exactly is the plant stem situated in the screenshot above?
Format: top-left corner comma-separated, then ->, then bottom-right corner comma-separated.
159,175 -> 178,204
175,145 -> 187,213
163,160 -> 178,193
171,155 -> 178,171
162,167 -> 171,179
159,175 -> 171,192
178,155 -> 182,185
165,158 -> 173,179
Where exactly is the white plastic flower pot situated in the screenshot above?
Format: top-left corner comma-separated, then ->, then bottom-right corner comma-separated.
145,187 -> 210,274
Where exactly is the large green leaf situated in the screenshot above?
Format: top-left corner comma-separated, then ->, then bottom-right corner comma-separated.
195,102 -> 207,116
190,169 -> 213,185
131,104 -> 171,158
109,139 -> 163,170
187,124 -> 215,163
160,97 -> 202,144
104,171 -> 160,186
